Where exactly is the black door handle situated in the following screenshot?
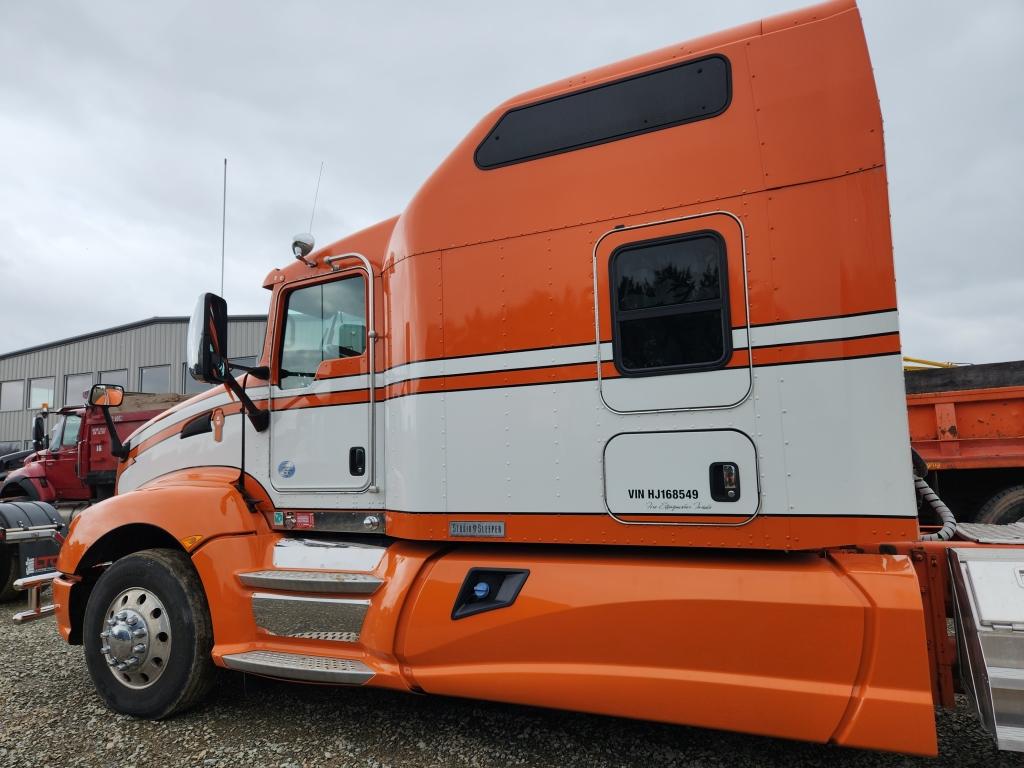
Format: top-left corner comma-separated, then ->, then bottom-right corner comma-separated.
709,462 -> 740,502
349,447 -> 366,476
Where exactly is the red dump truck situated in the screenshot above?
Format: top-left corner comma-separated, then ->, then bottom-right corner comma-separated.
0,393 -> 187,505
907,361 -> 1024,525
0,393 -> 186,603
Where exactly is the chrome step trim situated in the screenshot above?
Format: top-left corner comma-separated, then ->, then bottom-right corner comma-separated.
272,538 -> 386,572
239,570 -> 383,594
252,593 -> 369,642
222,650 -> 374,684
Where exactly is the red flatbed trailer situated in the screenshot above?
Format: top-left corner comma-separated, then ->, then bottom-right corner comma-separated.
907,361 -> 1024,524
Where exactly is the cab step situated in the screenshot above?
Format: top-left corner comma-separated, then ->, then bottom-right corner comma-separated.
238,570 -> 383,594
221,650 -> 374,685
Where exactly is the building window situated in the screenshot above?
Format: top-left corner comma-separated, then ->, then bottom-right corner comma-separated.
183,356 -> 257,395
279,276 -> 366,390
182,363 -> 213,395
231,355 -> 258,369
99,369 -> 128,389
610,232 -> 731,375
475,55 -> 730,169
0,380 -> 24,412
64,373 -> 93,406
28,377 -> 55,409
139,365 -> 171,394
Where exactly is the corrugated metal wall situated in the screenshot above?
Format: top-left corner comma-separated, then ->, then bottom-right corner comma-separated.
0,317 -> 266,448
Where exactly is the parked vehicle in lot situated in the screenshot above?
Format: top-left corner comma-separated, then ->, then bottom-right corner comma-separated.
0,393 -> 186,605
907,361 -> 1024,525
15,0 -> 1024,757
0,393 -> 187,504
0,500 -> 63,604
0,448 -> 32,484
0,411 -> 50,484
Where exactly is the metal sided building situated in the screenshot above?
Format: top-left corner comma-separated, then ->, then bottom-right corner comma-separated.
0,316 -> 265,454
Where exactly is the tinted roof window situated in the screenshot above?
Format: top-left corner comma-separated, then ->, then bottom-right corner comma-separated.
476,55 -> 730,169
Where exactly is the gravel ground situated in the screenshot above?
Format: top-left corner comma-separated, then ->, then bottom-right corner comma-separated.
0,601 -> 1019,768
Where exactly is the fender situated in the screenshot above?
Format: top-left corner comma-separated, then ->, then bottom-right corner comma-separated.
1,464 -> 49,502
58,466 -> 263,576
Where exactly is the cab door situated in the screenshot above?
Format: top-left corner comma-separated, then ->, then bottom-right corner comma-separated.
45,413 -> 89,500
269,270 -> 372,492
594,212 -> 759,523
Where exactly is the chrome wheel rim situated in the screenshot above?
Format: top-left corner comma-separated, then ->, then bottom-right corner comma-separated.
99,587 -> 172,690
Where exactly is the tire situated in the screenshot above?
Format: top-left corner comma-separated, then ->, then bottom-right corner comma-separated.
977,484 -> 1024,525
82,549 -> 214,719
0,544 -> 18,603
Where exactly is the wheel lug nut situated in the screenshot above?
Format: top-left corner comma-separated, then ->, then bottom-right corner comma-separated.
107,657 -> 117,666
116,611 -> 127,620
100,645 -> 110,654
125,657 -> 138,666
126,615 -> 138,626
132,628 -> 146,638
106,618 -> 117,627
116,662 -> 127,671
133,644 -> 146,654
100,631 -> 109,639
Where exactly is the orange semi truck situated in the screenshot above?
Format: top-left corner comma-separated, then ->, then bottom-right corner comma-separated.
14,0 -> 1024,757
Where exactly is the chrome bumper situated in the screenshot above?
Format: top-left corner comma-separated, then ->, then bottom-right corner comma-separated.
12,571 -> 58,624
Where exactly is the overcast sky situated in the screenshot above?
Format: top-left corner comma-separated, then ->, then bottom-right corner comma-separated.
1,1 -> 1021,363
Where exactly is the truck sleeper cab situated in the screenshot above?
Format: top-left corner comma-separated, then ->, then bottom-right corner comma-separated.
29,0 -> 1024,757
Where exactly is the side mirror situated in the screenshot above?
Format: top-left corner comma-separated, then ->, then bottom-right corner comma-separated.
89,383 -> 124,408
32,413 -> 46,451
187,292 -> 229,384
90,384 -> 129,460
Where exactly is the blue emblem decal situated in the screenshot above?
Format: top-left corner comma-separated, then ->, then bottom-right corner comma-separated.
277,460 -> 296,479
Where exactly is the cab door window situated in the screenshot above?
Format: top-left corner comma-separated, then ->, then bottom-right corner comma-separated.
60,414 -> 82,448
279,276 -> 366,390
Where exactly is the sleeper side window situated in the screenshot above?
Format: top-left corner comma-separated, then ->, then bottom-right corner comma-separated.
279,276 -> 366,390
610,232 -> 731,375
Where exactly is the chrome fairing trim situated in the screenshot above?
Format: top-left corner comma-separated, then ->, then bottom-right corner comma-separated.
238,570 -> 382,594
271,537 -> 387,571
252,593 -> 370,642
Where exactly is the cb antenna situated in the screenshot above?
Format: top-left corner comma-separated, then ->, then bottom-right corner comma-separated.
308,161 -> 325,233
220,157 -> 227,296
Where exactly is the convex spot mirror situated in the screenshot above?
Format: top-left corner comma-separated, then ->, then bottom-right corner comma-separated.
187,292 -> 229,384
89,384 -> 124,408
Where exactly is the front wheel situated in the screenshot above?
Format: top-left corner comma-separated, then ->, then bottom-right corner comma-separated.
83,549 -> 214,718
